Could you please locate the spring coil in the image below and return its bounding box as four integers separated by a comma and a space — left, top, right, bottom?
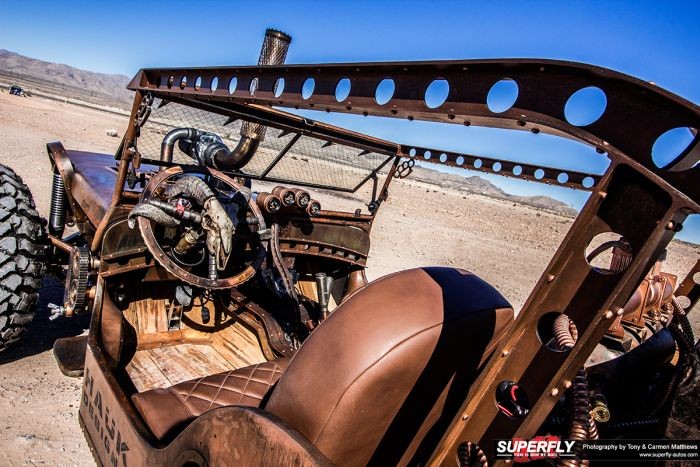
49, 171, 67, 237
458, 442, 488, 467
553, 314, 577, 351
559, 370, 595, 467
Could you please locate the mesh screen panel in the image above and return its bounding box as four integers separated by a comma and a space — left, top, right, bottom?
137, 99, 392, 191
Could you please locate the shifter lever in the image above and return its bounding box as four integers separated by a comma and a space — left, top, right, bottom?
315, 273, 334, 320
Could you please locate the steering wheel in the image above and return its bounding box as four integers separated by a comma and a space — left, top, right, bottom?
137, 166, 267, 289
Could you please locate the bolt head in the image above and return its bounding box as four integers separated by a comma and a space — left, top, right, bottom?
605, 311, 614, 319
551, 388, 559, 397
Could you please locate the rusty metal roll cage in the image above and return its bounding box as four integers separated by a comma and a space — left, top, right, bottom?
117, 59, 699, 465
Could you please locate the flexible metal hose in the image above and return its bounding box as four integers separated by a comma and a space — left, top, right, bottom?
554, 318, 597, 467
458, 442, 488, 467
553, 314, 578, 351
671, 296, 696, 346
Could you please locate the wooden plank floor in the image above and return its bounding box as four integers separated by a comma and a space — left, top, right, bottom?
126, 322, 268, 392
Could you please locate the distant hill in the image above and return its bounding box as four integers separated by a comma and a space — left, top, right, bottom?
410, 165, 579, 217
0, 49, 577, 216
0, 49, 132, 105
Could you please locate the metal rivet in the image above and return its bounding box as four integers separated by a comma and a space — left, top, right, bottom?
605, 311, 614, 319
598, 191, 607, 199
666, 221, 675, 230
547, 274, 555, 283
502, 350, 509, 357
462, 414, 469, 421
564, 380, 572, 389
616, 307, 624, 316
551, 388, 559, 396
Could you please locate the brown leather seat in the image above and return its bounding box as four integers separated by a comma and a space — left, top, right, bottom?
64, 151, 119, 226
132, 358, 290, 440
132, 267, 513, 465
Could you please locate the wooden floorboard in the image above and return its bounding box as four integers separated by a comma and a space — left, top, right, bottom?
212, 322, 267, 368
126, 351, 171, 392
144, 344, 233, 386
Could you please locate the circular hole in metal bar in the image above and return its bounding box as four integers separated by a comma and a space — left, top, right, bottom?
167, 76, 174, 88
537, 312, 578, 352
487, 78, 518, 113
194, 76, 202, 91
440, 153, 448, 163
179, 76, 187, 90
651, 127, 697, 170
534, 168, 545, 179
456, 156, 465, 165
495, 380, 530, 419
335, 78, 351, 102
302, 77, 315, 100
228, 76, 238, 94
249, 77, 259, 96
513, 165, 523, 176
493, 162, 502, 172
210, 77, 219, 92
425, 79, 449, 109
474, 159, 483, 169
564, 86, 607, 126
557, 172, 569, 184
424, 150, 432, 160
375, 78, 395, 105
274, 77, 285, 97
676, 296, 691, 310
409, 148, 417, 157
582, 176, 595, 188
585, 232, 633, 274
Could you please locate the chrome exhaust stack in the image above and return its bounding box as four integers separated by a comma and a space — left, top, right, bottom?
214, 29, 292, 170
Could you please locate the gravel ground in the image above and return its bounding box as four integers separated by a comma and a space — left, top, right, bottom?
0, 91, 697, 465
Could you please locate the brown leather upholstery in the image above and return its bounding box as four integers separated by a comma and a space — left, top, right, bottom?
132, 358, 290, 440
266, 267, 513, 466
131, 267, 512, 463
65, 151, 118, 226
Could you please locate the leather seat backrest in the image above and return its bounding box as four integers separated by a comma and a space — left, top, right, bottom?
265, 267, 513, 466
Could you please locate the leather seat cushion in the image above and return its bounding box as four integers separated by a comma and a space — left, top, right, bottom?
265, 267, 513, 466
132, 358, 290, 440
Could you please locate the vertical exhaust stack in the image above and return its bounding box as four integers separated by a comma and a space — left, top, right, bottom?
214, 29, 292, 171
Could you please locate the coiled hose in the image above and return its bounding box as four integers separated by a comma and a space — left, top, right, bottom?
458, 442, 488, 467
554, 315, 597, 467
553, 314, 578, 351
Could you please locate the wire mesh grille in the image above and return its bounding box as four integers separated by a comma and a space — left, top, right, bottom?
265, 136, 390, 190
136, 98, 393, 191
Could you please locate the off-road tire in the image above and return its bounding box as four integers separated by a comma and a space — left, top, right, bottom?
0, 164, 47, 352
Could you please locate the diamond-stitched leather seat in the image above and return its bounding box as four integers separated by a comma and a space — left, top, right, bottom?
132, 358, 290, 440
130, 267, 513, 465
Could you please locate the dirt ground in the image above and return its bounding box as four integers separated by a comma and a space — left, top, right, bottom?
0, 91, 697, 465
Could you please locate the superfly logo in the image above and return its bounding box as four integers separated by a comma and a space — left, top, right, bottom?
495, 436, 576, 462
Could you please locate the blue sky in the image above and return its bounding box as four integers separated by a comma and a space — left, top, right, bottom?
1, 0, 698, 241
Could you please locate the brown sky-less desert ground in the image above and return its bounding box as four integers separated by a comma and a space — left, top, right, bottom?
0, 91, 697, 465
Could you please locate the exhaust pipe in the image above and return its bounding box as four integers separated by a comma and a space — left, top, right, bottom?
214, 29, 291, 170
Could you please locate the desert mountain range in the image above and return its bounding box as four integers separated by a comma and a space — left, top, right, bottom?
0, 49, 578, 216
